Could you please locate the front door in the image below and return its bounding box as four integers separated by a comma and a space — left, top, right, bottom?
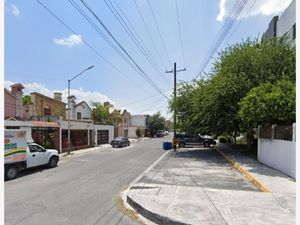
27, 144, 48, 168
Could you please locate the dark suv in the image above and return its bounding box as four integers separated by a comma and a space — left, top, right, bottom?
177, 134, 216, 148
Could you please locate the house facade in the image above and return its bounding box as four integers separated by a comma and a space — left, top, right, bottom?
75, 101, 92, 120
4, 83, 114, 153
262, 0, 295, 47
31, 92, 66, 120
118, 110, 131, 137
4, 88, 17, 119
128, 115, 148, 138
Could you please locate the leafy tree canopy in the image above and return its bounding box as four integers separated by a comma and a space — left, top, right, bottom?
147, 112, 166, 136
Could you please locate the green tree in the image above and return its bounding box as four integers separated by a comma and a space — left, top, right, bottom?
147, 112, 166, 136
22, 95, 32, 105
239, 80, 295, 128
170, 37, 295, 143
136, 128, 142, 138
92, 102, 113, 123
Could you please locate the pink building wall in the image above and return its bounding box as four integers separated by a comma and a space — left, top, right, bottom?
4, 89, 16, 119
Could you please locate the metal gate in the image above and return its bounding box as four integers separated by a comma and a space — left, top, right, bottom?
97, 130, 109, 145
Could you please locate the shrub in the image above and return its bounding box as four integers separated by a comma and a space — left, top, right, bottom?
218, 136, 227, 143
136, 128, 142, 138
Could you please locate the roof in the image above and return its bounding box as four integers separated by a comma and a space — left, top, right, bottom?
31, 92, 66, 105
4, 88, 16, 99
10, 83, 25, 89
75, 101, 92, 111
31, 121, 60, 128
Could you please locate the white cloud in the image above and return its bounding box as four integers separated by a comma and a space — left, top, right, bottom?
217, 0, 292, 21
54, 34, 83, 47
11, 4, 20, 16
6, 3, 21, 16
217, 0, 226, 21
5, 80, 114, 109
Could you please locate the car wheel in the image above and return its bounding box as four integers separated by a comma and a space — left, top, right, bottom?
5, 165, 19, 180
48, 156, 58, 168
204, 142, 210, 148
179, 142, 185, 148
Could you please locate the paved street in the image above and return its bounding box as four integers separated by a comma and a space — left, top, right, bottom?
5, 137, 168, 225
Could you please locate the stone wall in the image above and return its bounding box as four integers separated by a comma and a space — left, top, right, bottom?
31, 93, 66, 119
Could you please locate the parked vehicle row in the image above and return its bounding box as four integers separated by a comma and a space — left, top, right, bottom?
4, 129, 59, 180
156, 130, 169, 137
175, 133, 216, 148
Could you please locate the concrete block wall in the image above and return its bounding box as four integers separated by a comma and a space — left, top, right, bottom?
258, 123, 296, 178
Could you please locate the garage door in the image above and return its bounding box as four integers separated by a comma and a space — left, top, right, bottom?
97, 130, 109, 145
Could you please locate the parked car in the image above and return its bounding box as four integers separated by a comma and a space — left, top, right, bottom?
4, 129, 59, 180
163, 130, 169, 136
177, 134, 216, 148
156, 130, 164, 137
111, 136, 130, 148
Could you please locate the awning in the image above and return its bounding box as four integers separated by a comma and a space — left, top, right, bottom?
32, 121, 60, 128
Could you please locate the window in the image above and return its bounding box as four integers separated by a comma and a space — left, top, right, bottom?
28, 145, 44, 153
77, 112, 82, 120
43, 106, 51, 116
293, 24, 296, 40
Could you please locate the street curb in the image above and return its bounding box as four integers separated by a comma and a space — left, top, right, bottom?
127, 195, 190, 225
215, 147, 272, 192
121, 150, 174, 224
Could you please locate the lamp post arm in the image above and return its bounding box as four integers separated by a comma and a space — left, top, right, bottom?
69, 66, 94, 82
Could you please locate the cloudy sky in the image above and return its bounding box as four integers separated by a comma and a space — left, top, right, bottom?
5, 0, 292, 118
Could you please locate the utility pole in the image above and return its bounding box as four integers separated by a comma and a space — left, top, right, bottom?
166, 62, 186, 150
67, 65, 94, 155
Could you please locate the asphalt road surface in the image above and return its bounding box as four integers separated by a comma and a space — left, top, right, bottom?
5, 137, 168, 225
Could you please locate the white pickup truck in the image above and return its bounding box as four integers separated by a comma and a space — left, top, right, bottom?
4, 129, 59, 180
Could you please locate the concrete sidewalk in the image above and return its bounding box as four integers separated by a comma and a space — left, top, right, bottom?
125, 146, 295, 225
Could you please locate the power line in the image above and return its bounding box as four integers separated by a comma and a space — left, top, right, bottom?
80, 0, 169, 100
102, 0, 170, 85
193, 0, 249, 80
35, 0, 150, 94
138, 96, 167, 113
224, 0, 257, 45
175, 0, 186, 66
112, 0, 166, 74
123, 89, 172, 106
132, 0, 167, 71
147, 0, 172, 68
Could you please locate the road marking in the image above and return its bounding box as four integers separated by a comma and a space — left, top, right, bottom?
128, 150, 172, 187
215, 147, 271, 193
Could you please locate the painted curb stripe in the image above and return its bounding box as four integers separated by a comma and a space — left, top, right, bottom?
215, 147, 272, 193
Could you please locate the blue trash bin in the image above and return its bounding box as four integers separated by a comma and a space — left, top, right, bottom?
163, 142, 172, 150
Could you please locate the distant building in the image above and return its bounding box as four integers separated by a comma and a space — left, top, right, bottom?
118, 110, 131, 137
127, 115, 148, 138
262, 0, 295, 47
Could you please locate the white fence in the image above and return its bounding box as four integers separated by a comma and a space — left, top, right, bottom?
258, 123, 296, 178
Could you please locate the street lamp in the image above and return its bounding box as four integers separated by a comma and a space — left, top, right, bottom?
67, 65, 94, 154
